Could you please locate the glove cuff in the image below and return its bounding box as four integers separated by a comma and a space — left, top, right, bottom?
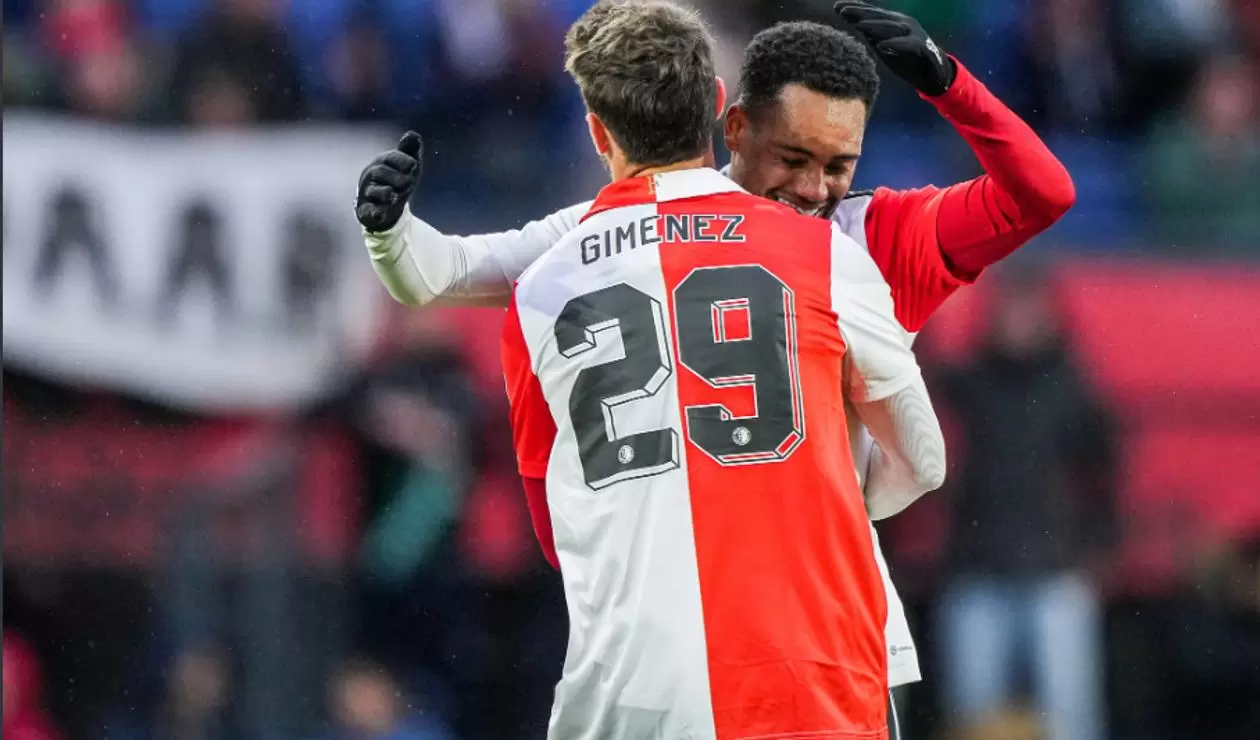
364, 204, 412, 261
919, 54, 964, 101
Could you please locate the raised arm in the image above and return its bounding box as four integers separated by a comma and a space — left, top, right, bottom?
355, 131, 586, 306
831, 224, 946, 518
364, 203, 587, 306
835, 3, 1074, 332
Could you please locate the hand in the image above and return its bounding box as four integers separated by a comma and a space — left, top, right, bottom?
355, 131, 423, 233
834, 1, 956, 97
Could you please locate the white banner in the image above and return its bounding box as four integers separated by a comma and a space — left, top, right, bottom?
3, 113, 394, 412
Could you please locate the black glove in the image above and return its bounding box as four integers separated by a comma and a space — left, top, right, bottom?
355, 131, 423, 233
834, 1, 956, 97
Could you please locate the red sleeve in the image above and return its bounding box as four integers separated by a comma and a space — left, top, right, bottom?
502, 292, 560, 570
522, 476, 560, 570
864, 186, 973, 333
501, 290, 557, 480
864, 58, 1076, 332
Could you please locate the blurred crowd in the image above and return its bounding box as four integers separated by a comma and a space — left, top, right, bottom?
4, 0, 1260, 251
4, 2, 1260, 740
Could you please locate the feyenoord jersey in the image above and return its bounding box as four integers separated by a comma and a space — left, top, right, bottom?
501, 168, 922, 740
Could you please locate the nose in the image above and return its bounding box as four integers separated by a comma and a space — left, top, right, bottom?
790, 169, 830, 205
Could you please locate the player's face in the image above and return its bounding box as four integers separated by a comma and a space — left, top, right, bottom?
724, 84, 867, 218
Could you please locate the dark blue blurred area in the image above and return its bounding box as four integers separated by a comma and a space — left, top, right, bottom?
4, 0, 1258, 254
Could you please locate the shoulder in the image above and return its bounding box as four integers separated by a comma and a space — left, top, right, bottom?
549, 200, 593, 231
514, 200, 592, 247
515, 220, 585, 291
827, 221, 884, 286
514, 204, 644, 306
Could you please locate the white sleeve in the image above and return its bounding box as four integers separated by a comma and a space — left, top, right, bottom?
363, 201, 589, 306
830, 225, 918, 402
858, 377, 947, 519
831, 225, 946, 518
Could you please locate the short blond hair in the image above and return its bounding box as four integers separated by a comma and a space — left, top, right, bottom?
564, 1, 717, 166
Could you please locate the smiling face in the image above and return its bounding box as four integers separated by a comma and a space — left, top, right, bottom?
725, 84, 868, 218
725, 21, 880, 218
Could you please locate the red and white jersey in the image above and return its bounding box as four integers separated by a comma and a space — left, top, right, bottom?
501, 168, 922, 740
483, 180, 965, 686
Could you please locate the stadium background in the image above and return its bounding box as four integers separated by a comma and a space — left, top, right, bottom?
3, 1, 1259, 739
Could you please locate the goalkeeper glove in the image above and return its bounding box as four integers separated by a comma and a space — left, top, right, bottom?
834, 1, 957, 97
355, 131, 423, 233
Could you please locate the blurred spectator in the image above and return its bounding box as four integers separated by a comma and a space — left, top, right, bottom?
1162, 532, 1260, 739
397, 0, 589, 194
327, 659, 454, 740
1022, 0, 1124, 133
3, 631, 63, 740
933, 269, 1118, 740
1115, 0, 1229, 127
431, 0, 570, 114
99, 644, 236, 740
324, 11, 393, 121
39, 0, 128, 63
349, 312, 484, 688
355, 331, 481, 586
1145, 54, 1260, 254
449, 416, 567, 740
169, 0, 307, 125
39, 0, 154, 120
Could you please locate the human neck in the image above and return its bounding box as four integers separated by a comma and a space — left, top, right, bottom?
613, 155, 708, 182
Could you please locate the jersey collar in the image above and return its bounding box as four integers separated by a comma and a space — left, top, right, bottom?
581, 167, 745, 223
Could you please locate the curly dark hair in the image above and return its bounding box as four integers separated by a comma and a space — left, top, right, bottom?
739, 21, 880, 121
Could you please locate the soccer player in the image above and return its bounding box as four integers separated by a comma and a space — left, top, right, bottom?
498, 3, 944, 738
353, 2, 1074, 727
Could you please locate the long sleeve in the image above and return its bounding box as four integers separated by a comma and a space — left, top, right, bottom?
921, 58, 1076, 275
831, 224, 947, 517
364, 202, 588, 306
855, 375, 948, 520
859, 59, 1076, 333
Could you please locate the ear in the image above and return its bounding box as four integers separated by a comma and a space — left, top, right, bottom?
723, 103, 747, 154
586, 112, 612, 158
714, 76, 728, 119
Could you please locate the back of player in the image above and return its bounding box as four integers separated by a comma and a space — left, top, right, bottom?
503, 169, 924, 740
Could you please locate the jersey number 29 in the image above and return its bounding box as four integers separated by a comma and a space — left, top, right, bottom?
555, 265, 806, 490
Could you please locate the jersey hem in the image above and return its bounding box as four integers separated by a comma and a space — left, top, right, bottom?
888, 673, 922, 688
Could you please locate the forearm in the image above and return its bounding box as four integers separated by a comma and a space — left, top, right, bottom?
926, 59, 1076, 275
854, 375, 946, 520
363, 205, 514, 306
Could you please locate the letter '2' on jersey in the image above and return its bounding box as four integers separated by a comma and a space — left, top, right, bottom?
556, 282, 679, 489
502, 169, 916, 740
